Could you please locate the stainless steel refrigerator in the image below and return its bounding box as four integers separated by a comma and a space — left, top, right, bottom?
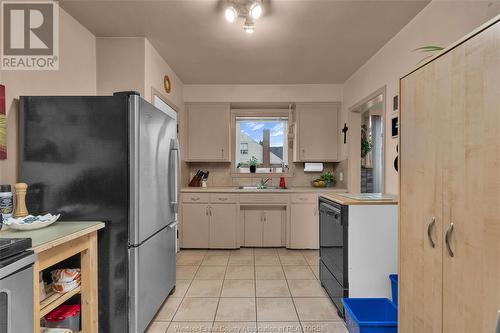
19, 91, 179, 333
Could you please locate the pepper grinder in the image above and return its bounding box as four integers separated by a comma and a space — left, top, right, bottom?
14, 183, 29, 218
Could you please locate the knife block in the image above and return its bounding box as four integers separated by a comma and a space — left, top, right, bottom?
14, 183, 29, 218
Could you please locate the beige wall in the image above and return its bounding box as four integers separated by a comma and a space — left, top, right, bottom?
182, 84, 344, 188
342, 1, 500, 194
96, 37, 185, 109
144, 39, 184, 110
184, 84, 343, 102
96, 37, 146, 96
0, 9, 97, 186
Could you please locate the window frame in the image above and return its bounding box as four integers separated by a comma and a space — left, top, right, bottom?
230, 109, 293, 177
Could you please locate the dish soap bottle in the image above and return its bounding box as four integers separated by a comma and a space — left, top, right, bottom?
0, 184, 13, 228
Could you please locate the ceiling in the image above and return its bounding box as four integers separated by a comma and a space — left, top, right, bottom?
60, 0, 430, 84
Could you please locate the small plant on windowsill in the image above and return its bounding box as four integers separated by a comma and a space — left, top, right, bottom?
248, 156, 258, 173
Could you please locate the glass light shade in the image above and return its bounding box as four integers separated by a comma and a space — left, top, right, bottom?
250, 3, 262, 19
225, 6, 237, 22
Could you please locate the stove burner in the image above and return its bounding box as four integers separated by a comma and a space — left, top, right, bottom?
0, 238, 32, 261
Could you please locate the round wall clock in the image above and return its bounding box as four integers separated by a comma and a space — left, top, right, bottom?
163, 75, 172, 93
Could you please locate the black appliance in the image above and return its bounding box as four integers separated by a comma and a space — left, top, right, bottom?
319, 197, 348, 316
0, 238, 35, 333
18, 92, 180, 333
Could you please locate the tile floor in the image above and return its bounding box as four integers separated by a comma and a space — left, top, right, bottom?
146, 248, 348, 333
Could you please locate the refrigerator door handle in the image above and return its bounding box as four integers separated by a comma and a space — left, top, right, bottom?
169, 138, 180, 213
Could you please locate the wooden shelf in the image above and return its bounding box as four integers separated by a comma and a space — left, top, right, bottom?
40, 286, 81, 318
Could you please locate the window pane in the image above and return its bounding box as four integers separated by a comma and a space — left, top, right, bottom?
236, 117, 288, 171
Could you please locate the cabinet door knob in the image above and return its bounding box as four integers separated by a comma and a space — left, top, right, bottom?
427, 217, 436, 248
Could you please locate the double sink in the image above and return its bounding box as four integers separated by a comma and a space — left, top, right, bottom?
238, 186, 288, 190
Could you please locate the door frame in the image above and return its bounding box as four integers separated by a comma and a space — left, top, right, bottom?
151, 88, 183, 251
347, 86, 387, 193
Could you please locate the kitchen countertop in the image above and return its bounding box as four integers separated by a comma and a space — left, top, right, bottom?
0, 221, 105, 253
320, 193, 398, 205
181, 186, 348, 193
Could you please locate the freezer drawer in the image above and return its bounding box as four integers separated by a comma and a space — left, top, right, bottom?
129, 224, 176, 333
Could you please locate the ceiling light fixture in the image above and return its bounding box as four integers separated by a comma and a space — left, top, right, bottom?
224, 0, 264, 33
243, 17, 255, 34
249, 2, 262, 19
224, 6, 238, 22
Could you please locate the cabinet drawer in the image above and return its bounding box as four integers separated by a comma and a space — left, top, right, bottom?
240, 194, 288, 204
291, 194, 317, 204
182, 193, 209, 203
210, 193, 238, 203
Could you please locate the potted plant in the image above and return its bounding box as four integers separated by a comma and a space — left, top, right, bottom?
361, 124, 372, 166
312, 171, 337, 187
320, 171, 337, 187
249, 156, 258, 173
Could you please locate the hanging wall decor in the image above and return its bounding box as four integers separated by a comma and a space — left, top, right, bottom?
0, 85, 6, 159
164, 75, 172, 94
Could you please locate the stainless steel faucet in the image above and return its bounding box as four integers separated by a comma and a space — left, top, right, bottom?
258, 177, 271, 189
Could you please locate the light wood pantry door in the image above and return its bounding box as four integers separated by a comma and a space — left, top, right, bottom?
290, 204, 319, 249
295, 103, 339, 162
182, 203, 209, 248
442, 22, 500, 333
399, 54, 449, 333
186, 103, 230, 162
209, 204, 238, 248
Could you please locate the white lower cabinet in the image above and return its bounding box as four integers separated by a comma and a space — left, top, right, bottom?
182, 192, 327, 249
290, 203, 319, 249
243, 208, 283, 247
182, 203, 237, 248
182, 203, 209, 248
209, 204, 237, 248
243, 209, 263, 247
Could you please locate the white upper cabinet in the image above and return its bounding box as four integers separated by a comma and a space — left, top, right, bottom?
294, 102, 340, 162
185, 103, 231, 162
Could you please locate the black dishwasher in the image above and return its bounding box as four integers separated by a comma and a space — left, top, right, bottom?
319, 197, 348, 316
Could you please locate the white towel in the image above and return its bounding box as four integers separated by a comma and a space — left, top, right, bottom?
304, 163, 323, 172
41, 328, 72, 333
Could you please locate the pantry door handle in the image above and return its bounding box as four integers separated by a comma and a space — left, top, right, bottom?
209, 206, 212, 216
427, 217, 436, 248
445, 222, 455, 257
495, 310, 500, 333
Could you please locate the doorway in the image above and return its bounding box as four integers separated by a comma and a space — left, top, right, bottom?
348, 88, 385, 193
360, 95, 383, 193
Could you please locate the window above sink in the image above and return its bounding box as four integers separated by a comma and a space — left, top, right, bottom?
235, 115, 289, 174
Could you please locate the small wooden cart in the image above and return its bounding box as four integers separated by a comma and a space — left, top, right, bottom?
0, 221, 104, 333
